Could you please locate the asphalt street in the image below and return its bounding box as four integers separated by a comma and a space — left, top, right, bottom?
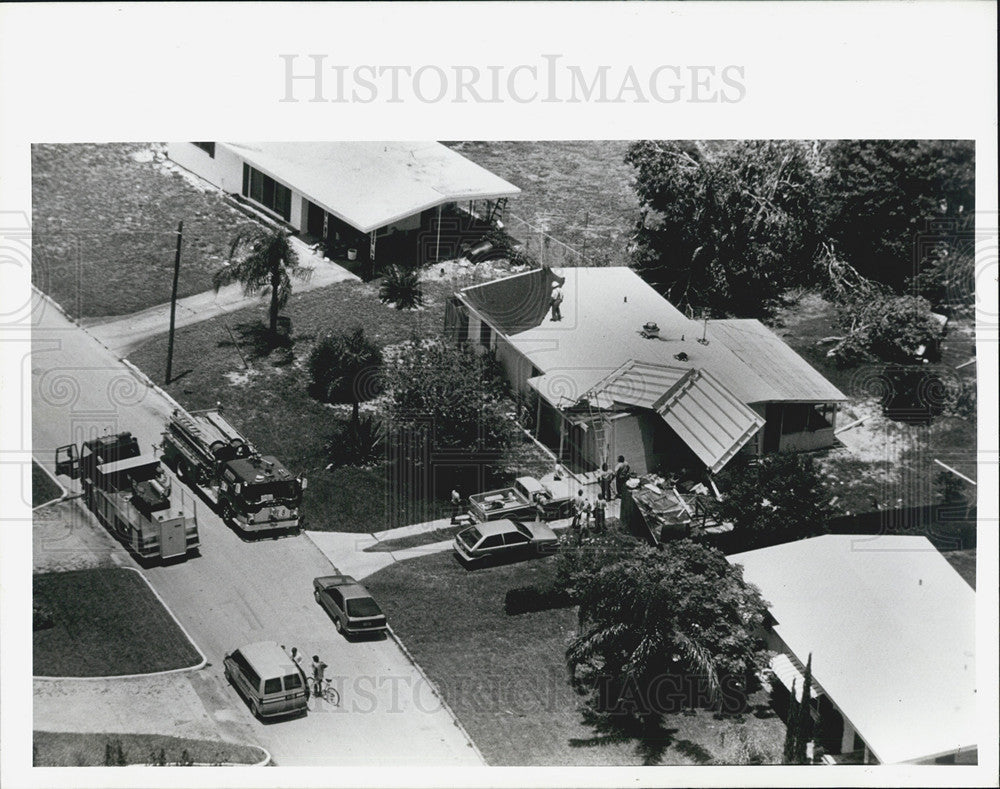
30, 290, 481, 766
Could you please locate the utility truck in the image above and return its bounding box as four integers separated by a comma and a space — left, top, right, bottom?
468, 476, 574, 523
160, 407, 305, 536
55, 431, 200, 562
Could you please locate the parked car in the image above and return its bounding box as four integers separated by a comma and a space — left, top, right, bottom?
453, 518, 558, 564
223, 641, 308, 719
313, 575, 388, 637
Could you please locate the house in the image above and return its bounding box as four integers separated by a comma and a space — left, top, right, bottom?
445, 266, 846, 476
167, 141, 520, 266
729, 534, 978, 764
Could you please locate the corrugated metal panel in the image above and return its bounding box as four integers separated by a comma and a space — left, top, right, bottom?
598, 361, 689, 409
655, 369, 765, 474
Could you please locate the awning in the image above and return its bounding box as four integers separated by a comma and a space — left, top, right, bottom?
653, 368, 764, 474
770, 652, 822, 701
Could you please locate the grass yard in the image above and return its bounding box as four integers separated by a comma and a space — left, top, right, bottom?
32, 143, 249, 318
33, 731, 266, 766
943, 549, 976, 589
33, 568, 201, 676
127, 275, 552, 533
32, 461, 63, 506
444, 141, 640, 266
365, 550, 784, 766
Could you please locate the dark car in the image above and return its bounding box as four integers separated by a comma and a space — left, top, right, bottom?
313, 575, 388, 637
453, 518, 558, 564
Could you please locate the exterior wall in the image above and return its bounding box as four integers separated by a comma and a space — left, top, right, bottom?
778, 425, 836, 453
610, 413, 654, 475
288, 189, 305, 231
494, 334, 533, 394
167, 142, 243, 193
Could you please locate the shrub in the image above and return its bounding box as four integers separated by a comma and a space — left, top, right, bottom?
324, 414, 385, 469
552, 529, 643, 601
504, 584, 571, 615
307, 327, 382, 405
379, 265, 424, 310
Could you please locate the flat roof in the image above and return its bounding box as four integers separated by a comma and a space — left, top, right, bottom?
223, 142, 521, 233
730, 535, 977, 763
706, 319, 847, 402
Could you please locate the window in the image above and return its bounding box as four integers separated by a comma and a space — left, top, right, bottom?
241, 163, 292, 221
480, 534, 503, 549
263, 677, 283, 695
283, 673, 303, 691
504, 530, 529, 546
192, 142, 215, 157
479, 320, 492, 349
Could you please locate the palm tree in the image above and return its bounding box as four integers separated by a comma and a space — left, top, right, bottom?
213, 224, 310, 336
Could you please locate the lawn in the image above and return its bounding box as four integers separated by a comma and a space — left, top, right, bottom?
127, 274, 552, 533
33, 731, 266, 766
33, 568, 201, 676
365, 550, 784, 766
943, 549, 976, 589
32, 461, 63, 506
443, 141, 640, 267
31, 143, 249, 318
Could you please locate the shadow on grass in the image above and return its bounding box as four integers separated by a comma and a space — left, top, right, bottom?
217, 321, 293, 361
569, 707, 680, 766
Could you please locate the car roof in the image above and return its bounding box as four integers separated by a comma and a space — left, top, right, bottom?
314, 574, 357, 588
467, 519, 519, 537
236, 641, 297, 675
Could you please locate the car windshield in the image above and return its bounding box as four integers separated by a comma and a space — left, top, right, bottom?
346, 597, 382, 618
514, 521, 533, 538
459, 527, 482, 548
242, 479, 299, 503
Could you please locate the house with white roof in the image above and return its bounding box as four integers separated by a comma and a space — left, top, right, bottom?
168, 141, 520, 266
445, 265, 846, 476
729, 534, 977, 764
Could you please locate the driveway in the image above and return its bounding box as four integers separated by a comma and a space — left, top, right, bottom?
30, 289, 481, 766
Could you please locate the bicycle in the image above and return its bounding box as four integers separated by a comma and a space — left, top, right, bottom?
313, 677, 340, 707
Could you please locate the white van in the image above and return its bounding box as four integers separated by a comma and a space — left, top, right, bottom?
223, 641, 308, 719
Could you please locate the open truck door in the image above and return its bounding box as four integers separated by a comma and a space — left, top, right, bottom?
54, 444, 80, 479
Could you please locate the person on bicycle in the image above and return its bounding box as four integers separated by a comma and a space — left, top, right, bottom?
311, 655, 327, 697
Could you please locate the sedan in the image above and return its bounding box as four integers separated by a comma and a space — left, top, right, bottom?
453, 518, 558, 564
313, 575, 388, 637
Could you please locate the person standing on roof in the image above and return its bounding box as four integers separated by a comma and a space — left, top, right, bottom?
550, 281, 563, 322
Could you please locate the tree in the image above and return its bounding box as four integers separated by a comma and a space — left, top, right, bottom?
213, 224, 310, 336
819, 140, 975, 294
794, 654, 814, 764
626, 140, 824, 319
382, 339, 515, 492
828, 292, 947, 367
712, 454, 830, 551
565, 537, 769, 730
783, 679, 799, 764
307, 326, 383, 420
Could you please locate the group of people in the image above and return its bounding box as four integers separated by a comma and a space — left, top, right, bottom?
285, 646, 328, 698
565, 455, 632, 541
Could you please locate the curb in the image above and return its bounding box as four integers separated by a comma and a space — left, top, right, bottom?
31, 458, 69, 511
33, 566, 207, 681
385, 626, 487, 766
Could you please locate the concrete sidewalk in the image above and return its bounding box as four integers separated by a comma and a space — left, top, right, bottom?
83, 238, 358, 355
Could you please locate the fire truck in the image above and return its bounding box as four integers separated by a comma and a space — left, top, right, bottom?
160, 407, 306, 536
54, 431, 200, 562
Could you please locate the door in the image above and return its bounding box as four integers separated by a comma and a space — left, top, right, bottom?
55, 444, 79, 479
159, 518, 187, 559
306, 202, 325, 238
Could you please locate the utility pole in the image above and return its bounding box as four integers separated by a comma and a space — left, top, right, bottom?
165, 221, 182, 384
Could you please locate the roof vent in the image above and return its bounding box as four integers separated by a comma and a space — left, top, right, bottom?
674, 351, 689, 362
641, 322, 660, 339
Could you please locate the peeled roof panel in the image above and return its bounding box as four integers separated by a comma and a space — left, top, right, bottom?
656, 370, 764, 473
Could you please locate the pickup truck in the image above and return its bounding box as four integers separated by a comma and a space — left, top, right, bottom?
468, 476, 575, 522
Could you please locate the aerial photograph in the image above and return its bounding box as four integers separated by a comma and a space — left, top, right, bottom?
26, 138, 978, 769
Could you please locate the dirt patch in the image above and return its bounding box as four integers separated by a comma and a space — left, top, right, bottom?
33, 501, 122, 574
